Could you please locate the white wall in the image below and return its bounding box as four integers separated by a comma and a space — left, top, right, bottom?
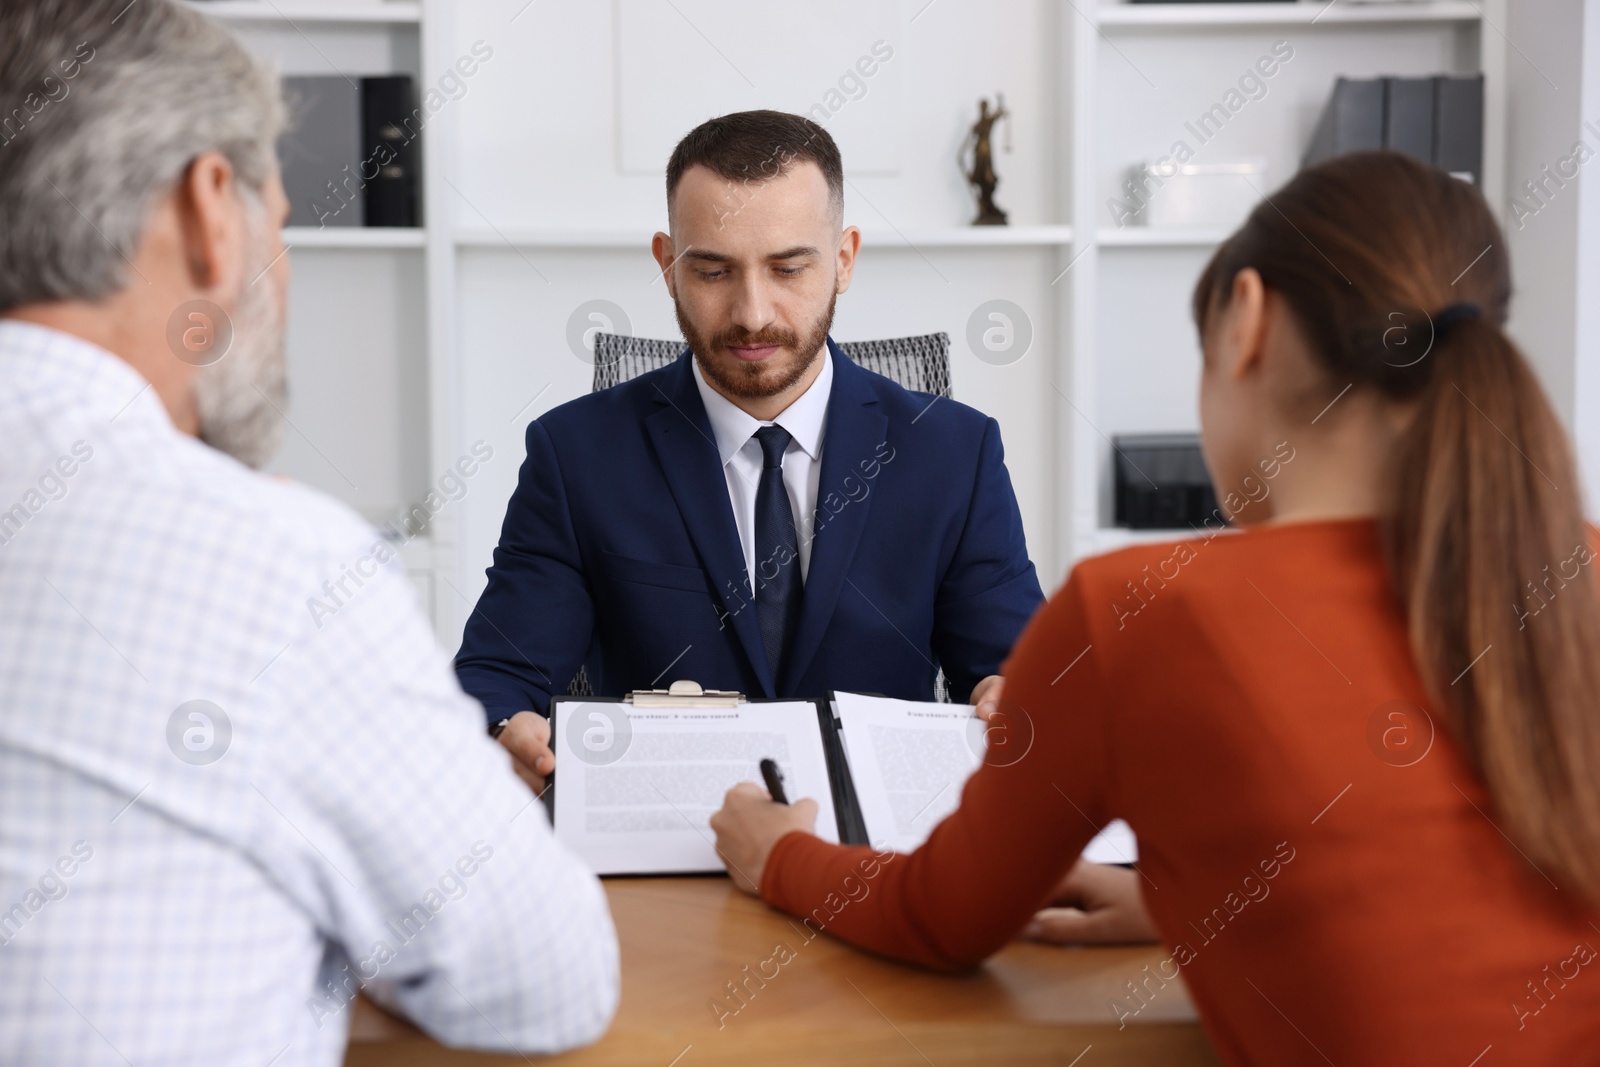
1504, 0, 1584, 413
1579, 0, 1600, 513
1504, 0, 1600, 513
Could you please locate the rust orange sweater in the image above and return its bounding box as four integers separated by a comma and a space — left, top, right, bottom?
761, 518, 1600, 1065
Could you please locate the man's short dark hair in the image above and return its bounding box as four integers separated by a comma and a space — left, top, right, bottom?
665, 109, 843, 222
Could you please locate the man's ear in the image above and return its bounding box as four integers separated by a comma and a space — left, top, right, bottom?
650, 231, 677, 298
834, 225, 861, 295
1224, 266, 1267, 382
175, 151, 248, 302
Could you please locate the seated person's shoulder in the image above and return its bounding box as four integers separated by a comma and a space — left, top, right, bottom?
1077, 535, 1217, 583
135, 434, 383, 570
1062, 533, 1234, 633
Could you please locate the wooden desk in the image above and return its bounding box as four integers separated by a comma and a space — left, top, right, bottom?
345, 877, 1221, 1066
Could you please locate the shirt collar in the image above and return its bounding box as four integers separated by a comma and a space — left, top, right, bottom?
690, 342, 833, 467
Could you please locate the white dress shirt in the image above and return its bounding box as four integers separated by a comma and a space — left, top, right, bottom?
0, 321, 618, 1066
691, 347, 832, 585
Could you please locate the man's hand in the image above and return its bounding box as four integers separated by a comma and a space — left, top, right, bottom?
496, 710, 554, 796
709, 782, 819, 895
1020, 859, 1159, 945
971, 674, 1004, 721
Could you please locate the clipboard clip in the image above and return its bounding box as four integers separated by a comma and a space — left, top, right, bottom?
626, 679, 744, 707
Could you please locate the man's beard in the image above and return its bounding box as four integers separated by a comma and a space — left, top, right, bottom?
676, 290, 836, 401
193, 220, 288, 470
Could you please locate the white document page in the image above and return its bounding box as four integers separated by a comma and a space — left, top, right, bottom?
832, 692, 1137, 864
552, 700, 839, 876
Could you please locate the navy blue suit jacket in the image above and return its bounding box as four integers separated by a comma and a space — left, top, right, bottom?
455, 340, 1044, 720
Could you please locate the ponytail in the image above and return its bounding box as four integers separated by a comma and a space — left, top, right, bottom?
1388, 312, 1600, 906
1194, 151, 1600, 908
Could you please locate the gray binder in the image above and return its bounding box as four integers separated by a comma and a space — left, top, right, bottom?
1384, 76, 1435, 165
1303, 74, 1483, 187
278, 76, 362, 227
1302, 77, 1385, 169
1434, 74, 1484, 185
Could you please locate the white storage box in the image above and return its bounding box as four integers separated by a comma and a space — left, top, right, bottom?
1133, 158, 1268, 231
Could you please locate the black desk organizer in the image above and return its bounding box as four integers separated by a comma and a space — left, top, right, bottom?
1112, 432, 1221, 530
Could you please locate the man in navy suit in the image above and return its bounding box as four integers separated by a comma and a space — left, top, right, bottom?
456, 110, 1044, 789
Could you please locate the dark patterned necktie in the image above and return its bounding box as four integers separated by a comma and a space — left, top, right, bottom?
753, 424, 802, 677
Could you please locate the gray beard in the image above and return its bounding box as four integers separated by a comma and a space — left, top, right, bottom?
193, 225, 288, 470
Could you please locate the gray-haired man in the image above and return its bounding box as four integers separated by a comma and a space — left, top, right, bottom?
0, 2, 617, 1064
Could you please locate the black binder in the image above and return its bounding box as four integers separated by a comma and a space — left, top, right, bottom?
359, 75, 420, 227
1112, 433, 1220, 530
816, 699, 870, 845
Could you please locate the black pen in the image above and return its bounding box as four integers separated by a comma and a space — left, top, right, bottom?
759, 758, 789, 805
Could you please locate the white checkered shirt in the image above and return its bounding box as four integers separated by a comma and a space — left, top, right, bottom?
0, 321, 618, 1066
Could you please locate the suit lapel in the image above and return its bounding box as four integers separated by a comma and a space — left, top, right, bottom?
642, 352, 776, 696
780, 343, 889, 692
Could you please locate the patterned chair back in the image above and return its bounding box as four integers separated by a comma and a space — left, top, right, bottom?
570, 332, 954, 701
590, 332, 952, 398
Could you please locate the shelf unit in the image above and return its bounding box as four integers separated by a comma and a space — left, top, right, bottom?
1061, 0, 1506, 565
284, 226, 427, 248
182, 1, 422, 23
1095, 227, 1230, 247
452, 225, 1076, 249
1096, 1, 1485, 27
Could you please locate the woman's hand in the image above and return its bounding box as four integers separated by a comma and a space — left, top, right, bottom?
1021, 859, 1160, 945
709, 782, 819, 895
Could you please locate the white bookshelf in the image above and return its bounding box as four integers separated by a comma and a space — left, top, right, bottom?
1061, 0, 1506, 564
1096, 1, 1485, 28
860, 225, 1075, 248
208, 0, 1515, 642
452, 225, 1075, 249
183, 1, 422, 23
284, 226, 426, 248
1096, 227, 1231, 247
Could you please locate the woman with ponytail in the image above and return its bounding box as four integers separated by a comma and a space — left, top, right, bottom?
711, 151, 1600, 1063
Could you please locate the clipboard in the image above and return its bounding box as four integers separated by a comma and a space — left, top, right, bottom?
546, 682, 863, 874
607, 680, 866, 842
